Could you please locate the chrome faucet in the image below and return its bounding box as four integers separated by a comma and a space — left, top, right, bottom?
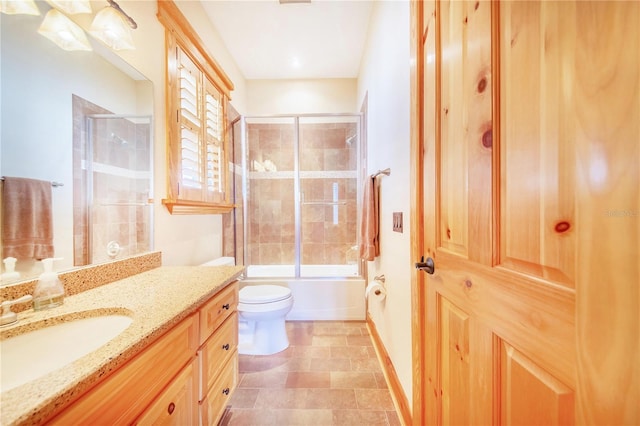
0, 295, 33, 326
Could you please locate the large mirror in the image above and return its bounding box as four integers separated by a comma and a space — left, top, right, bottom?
0, 1, 154, 285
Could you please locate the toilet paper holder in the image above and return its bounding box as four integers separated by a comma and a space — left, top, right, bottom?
372, 275, 385, 295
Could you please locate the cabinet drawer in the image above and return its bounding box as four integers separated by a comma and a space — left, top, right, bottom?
199, 354, 238, 426
134, 359, 198, 426
47, 313, 199, 425
199, 282, 238, 345
199, 312, 238, 400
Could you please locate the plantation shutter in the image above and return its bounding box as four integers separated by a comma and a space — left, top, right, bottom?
178, 50, 202, 195
204, 78, 223, 199
175, 47, 225, 203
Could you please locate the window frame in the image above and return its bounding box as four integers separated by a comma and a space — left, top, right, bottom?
158, 0, 234, 214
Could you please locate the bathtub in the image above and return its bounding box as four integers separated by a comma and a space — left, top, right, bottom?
245, 264, 359, 278
242, 264, 366, 321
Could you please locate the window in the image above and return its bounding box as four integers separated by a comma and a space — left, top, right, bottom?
158, 0, 234, 214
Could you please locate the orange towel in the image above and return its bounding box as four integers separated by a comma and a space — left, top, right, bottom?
359, 175, 380, 261
2, 177, 54, 260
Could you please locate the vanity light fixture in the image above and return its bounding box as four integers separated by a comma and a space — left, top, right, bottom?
38, 8, 92, 51
0, 0, 40, 15
89, 0, 137, 51
45, 0, 91, 15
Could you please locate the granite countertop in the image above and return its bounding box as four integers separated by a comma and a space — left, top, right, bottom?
0, 265, 245, 426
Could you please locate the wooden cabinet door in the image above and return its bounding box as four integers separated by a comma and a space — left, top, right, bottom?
415, 1, 639, 424
135, 360, 198, 426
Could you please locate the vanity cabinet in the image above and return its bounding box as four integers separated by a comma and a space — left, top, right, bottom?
45, 282, 239, 426
47, 312, 199, 425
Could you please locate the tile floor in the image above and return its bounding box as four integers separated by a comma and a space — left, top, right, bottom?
220, 321, 401, 426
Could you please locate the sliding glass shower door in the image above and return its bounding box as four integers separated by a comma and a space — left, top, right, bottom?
298, 116, 360, 278
244, 117, 297, 276
85, 114, 153, 265
242, 115, 361, 279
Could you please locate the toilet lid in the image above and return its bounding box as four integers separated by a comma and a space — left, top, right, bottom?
239, 285, 292, 303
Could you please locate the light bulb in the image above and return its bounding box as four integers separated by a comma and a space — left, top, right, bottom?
0, 0, 40, 15
89, 5, 134, 50
45, 0, 91, 15
38, 8, 92, 51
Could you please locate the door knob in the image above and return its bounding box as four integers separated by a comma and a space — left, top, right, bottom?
415, 256, 435, 275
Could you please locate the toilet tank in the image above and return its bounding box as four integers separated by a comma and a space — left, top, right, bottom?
200, 257, 236, 266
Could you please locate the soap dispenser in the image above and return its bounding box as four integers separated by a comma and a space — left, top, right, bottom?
1, 257, 21, 284
33, 258, 65, 311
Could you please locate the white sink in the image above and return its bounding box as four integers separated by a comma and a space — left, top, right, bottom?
1, 314, 133, 392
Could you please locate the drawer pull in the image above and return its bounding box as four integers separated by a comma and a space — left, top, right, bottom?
222, 343, 230, 350
222, 303, 230, 310
222, 388, 230, 396
167, 402, 176, 415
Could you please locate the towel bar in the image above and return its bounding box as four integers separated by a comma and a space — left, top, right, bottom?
301, 201, 347, 206
372, 168, 391, 178
1, 177, 63, 187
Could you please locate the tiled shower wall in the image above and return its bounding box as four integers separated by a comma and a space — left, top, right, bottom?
242, 121, 359, 266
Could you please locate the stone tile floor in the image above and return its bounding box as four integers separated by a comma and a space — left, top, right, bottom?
219, 321, 401, 426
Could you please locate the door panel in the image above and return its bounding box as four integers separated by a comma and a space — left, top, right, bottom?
499, 341, 574, 426
438, 0, 493, 263
439, 0, 470, 258
440, 298, 470, 426
499, 1, 576, 287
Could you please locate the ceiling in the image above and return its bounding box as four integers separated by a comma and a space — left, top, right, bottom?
200, 0, 374, 80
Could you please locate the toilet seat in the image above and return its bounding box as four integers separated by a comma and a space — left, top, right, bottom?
239, 285, 291, 304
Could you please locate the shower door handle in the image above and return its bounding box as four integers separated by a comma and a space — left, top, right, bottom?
415, 256, 435, 275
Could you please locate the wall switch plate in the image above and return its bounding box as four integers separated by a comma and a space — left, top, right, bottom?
393, 212, 403, 233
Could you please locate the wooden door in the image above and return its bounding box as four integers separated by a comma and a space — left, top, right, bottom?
411, 1, 639, 424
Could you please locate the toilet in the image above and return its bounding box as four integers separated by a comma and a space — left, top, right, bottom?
238, 285, 293, 355
201, 258, 294, 355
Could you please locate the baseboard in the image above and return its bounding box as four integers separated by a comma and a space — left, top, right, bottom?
366, 314, 412, 426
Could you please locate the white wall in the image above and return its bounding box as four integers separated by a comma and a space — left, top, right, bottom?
357, 0, 412, 409
246, 79, 358, 115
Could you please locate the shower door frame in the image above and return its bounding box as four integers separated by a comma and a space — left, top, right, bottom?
240, 113, 364, 279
